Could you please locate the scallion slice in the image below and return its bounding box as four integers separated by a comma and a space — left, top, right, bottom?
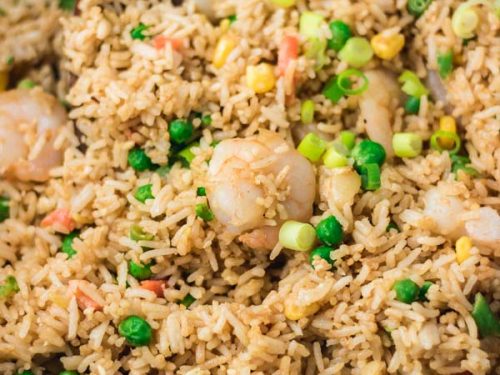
392, 132, 423, 158
278, 221, 316, 252
336, 69, 369, 96
430, 130, 461, 154
359, 163, 381, 191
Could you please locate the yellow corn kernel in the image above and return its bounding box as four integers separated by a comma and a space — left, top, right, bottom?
246, 63, 276, 94
50, 293, 69, 308
284, 300, 320, 320
438, 116, 457, 149
0, 71, 8, 92
219, 19, 231, 33
213, 35, 236, 69
455, 236, 472, 264
370, 33, 405, 60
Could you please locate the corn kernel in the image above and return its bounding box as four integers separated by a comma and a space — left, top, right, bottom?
370, 33, 405, 60
246, 63, 276, 94
219, 19, 231, 34
284, 300, 320, 320
438, 116, 457, 149
213, 35, 236, 69
50, 293, 69, 308
455, 236, 472, 264
0, 71, 8, 92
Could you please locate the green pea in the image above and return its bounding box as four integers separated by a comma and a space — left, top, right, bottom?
0, 196, 10, 222
128, 261, 152, 280
118, 315, 153, 346
418, 281, 433, 301
309, 246, 334, 268
351, 140, 386, 170
471, 293, 500, 338
169, 119, 194, 144
315, 216, 343, 247
404, 96, 420, 114
392, 279, 419, 304
134, 184, 154, 203
327, 20, 352, 51
61, 231, 79, 258
128, 147, 154, 172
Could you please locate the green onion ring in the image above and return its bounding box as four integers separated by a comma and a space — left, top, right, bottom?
336, 68, 369, 96
430, 130, 461, 154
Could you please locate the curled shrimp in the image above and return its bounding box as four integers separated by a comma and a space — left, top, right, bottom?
207, 130, 316, 250
359, 70, 402, 158
423, 186, 500, 248
0, 89, 67, 182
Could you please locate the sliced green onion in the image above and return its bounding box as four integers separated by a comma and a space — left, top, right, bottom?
392, 132, 423, 158
6, 56, 14, 65
0, 196, 9, 223
301, 100, 315, 124
131, 23, 149, 41
299, 11, 324, 39
359, 163, 381, 191
180, 293, 196, 308
322, 76, 345, 103
177, 142, 199, 166
323, 142, 349, 168
58, 0, 76, 11
430, 130, 461, 154
279, 220, 316, 251
452, 4, 479, 39
195, 203, 214, 221
156, 165, 171, 177
297, 133, 327, 162
404, 96, 421, 114
408, 0, 433, 17
336, 68, 369, 96
130, 224, 154, 241
17, 79, 36, 89
61, 231, 79, 258
134, 184, 154, 203
437, 51, 454, 79
471, 293, 500, 337
201, 114, 212, 126
398, 70, 429, 98
453, 164, 479, 178
418, 281, 433, 301
339, 131, 356, 150
196, 187, 206, 197
227, 14, 237, 23
338, 37, 373, 68
0, 276, 19, 298
304, 37, 328, 70
327, 20, 352, 51
386, 221, 399, 232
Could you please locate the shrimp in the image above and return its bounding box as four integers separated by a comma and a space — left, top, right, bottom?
359, 70, 402, 158
0, 89, 67, 182
207, 130, 316, 250
423, 186, 500, 248
319, 166, 361, 210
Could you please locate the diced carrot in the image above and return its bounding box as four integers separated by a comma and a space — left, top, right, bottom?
153, 35, 183, 50
41, 208, 76, 234
68, 280, 103, 311
140, 280, 165, 297
277, 35, 299, 76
